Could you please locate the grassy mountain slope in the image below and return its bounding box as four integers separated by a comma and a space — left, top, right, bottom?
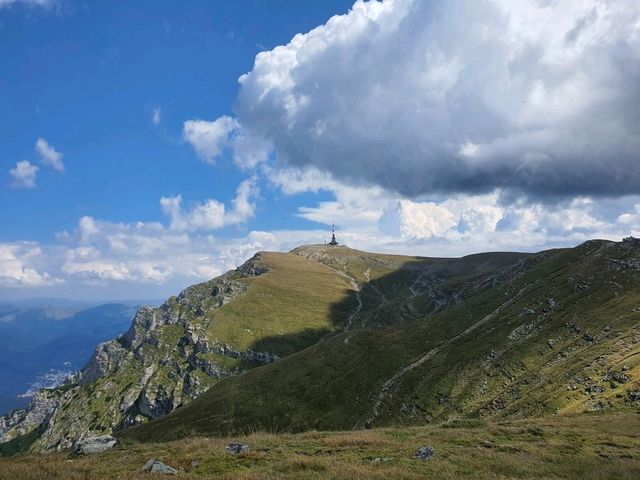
122, 239, 640, 443
4, 239, 639, 457
2, 245, 526, 452
203, 251, 356, 355
3, 251, 359, 451
292, 245, 530, 328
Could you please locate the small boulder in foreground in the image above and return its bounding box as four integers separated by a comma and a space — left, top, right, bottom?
143, 459, 178, 474
415, 446, 435, 460
225, 442, 250, 454
371, 457, 393, 464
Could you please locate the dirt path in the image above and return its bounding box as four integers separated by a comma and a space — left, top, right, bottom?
328, 268, 362, 330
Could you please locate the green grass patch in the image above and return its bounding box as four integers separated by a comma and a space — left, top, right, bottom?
0, 429, 40, 457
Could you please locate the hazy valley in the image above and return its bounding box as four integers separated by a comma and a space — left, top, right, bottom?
0, 301, 141, 415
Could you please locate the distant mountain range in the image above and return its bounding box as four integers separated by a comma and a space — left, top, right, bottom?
0, 301, 146, 415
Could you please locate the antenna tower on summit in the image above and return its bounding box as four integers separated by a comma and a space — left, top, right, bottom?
328, 223, 338, 246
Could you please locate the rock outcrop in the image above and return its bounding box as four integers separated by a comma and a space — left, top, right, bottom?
0, 389, 61, 443
143, 459, 178, 474
0, 253, 277, 452
415, 446, 435, 460
74, 435, 117, 455
225, 443, 250, 454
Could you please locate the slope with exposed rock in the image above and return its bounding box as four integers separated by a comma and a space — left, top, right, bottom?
3, 239, 640, 453
123, 239, 640, 442
0, 250, 359, 451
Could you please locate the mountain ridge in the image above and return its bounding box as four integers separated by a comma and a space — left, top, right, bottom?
122, 238, 640, 442
1, 239, 639, 453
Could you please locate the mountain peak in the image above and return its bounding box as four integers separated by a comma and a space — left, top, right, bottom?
2, 239, 639, 452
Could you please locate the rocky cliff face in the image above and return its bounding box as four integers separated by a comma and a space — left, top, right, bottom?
0, 253, 279, 451
0, 389, 61, 443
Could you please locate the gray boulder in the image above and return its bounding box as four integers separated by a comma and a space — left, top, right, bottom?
74, 435, 117, 455
143, 459, 178, 474
225, 442, 250, 454
371, 457, 393, 464
415, 446, 435, 460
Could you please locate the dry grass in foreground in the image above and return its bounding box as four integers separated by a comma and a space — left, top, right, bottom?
1, 413, 639, 480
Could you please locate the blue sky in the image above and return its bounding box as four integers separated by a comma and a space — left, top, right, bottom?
1, 0, 639, 301
1, 0, 352, 240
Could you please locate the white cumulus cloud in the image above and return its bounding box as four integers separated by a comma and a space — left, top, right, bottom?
9, 160, 39, 188
380, 200, 456, 239
183, 116, 238, 164
160, 178, 259, 231
160, 195, 226, 231
35, 137, 64, 172
182, 115, 271, 169
618, 204, 640, 226
0, 243, 61, 287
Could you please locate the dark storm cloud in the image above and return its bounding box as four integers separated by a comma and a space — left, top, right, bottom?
235, 0, 640, 199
